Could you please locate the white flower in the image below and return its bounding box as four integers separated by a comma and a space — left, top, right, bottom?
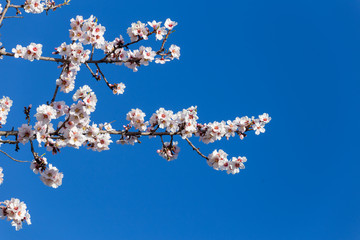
18, 124, 34, 144
11, 45, 26, 58
73, 85, 92, 101
155, 27, 167, 40
227, 157, 247, 175
253, 121, 265, 135
23, 43, 42, 61
35, 104, 57, 123
141, 46, 156, 61
169, 44, 180, 60
127, 21, 149, 41
112, 83, 126, 95
56, 42, 71, 56
40, 164, 63, 188
51, 101, 68, 118
164, 18, 177, 30
225, 120, 237, 139
147, 20, 161, 29
259, 113, 271, 123
126, 108, 148, 131
207, 149, 229, 171
0, 167, 3, 185
0, 96, 12, 126
155, 57, 170, 64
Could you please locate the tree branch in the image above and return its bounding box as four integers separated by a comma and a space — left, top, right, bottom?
0, 0, 11, 28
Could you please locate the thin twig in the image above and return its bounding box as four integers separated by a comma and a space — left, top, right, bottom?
100, 30, 155, 61
0, 149, 30, 163
90, 45, 95, 61
184, 137, 209, 160
85, 62, 99, 80
3, 16, 23, 19
0, 140, 18, 144
50, 64, 67, 104
95, 63, 112, 88
158, 30, 172, 54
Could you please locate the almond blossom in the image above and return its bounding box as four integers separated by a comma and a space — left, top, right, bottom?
0, 167, 3, 185
0, 3, 272, 231
39, 164, 63, 188
0, 198, 31, 231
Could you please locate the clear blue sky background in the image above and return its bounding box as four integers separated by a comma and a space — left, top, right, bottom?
0, 0, 359, 239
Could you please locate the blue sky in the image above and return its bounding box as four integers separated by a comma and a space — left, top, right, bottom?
1, 0, 360, 239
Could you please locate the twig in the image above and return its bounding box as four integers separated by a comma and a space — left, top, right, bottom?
3, 16, 23, 19
0, 149, 30, 163
0, 140, 18, 144
184, 137, 209, 160
158, 30, 172, 54
85, 62, 99, 80
90, 45, 95, 61
95, 63, 113, 89
50, 64, 67, 104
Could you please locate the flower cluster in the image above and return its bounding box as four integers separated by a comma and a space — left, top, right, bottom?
157, 141, 180, 161
54, 15, 106, 93
56, 42, 91, 64
122, 107, 270, 172
11, 43, 43, 61
14, 86, 115, 156
53, 86, 112, 152
127, 18, 175, 42
0, 4, 3, 14
0, 198, 31, 231
30, 157, 63, 188
124, 107, 271, 143
126, 108, 148, 131
147, 106, 198, 138
54, 42, 91, 93
0, 96, 12, 127
103, 18, 180, 71
0, 167, 3, 185
70, 15, 106, 49
24, 0, 45, 14
55, 65, 77, 93
23, 0, 60, 14
18, 124, 34, 144
207, 150, 247, 174
127, 21, 149, 42
196, 113, 271, 144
